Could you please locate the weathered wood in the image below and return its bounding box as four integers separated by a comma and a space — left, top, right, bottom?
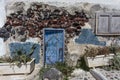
110, 14, 120, 33
98, 15, 109, 34
43, 29, 65, 65
96, 12, 120, 35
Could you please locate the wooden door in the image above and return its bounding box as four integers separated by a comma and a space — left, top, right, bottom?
44, 28, 64, 64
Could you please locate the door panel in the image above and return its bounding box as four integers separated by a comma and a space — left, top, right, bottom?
98, 15, 109, 34
96, 13, 110, 35
110, 14, 120, 33
44, 28, 64, 64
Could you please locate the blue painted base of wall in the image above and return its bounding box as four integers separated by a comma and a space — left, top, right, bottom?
75, 29, 106, 46
9, 42, 40, 64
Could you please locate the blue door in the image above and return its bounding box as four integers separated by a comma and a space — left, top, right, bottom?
44, 28, 64, 64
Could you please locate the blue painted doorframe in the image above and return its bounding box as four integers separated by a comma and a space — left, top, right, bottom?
43, 28, 65, 64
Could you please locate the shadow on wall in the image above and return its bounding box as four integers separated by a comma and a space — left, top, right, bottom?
9, 42, 40, 64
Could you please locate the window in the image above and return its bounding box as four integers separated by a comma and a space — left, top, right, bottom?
95, 12, 120, 35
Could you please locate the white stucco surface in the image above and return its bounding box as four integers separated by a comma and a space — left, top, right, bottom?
0, 0, 120, 57
0, 0, 6, 28
0, 38, 6, 57
5, 0, 120, 4
0, 0, 6, 57
5, 0, 120, 9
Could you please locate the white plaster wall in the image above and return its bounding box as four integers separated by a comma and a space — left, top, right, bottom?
5, 0, 120, 5
0, 0, 6, 28
0, 38, 6, 57
0, 0, 6, 57
1, 0, 120, 58
5, 0, 120, 9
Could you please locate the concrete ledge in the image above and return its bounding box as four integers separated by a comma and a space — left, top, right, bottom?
85, 54, 114, 67
0, 58, 35, 75
0, 64, 40, 80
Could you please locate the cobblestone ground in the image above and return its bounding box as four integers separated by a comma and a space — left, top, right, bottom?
96, 68, 120, 80
69, 71, 96, 80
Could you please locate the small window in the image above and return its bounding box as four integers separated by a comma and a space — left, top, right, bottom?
96, 12, 120, 35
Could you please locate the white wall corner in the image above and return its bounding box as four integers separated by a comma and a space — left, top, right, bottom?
0, 0, 6, 28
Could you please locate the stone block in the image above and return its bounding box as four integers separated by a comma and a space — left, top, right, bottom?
43, 68, 63, 80
85, 54, 114, 67
0, 58, 35, 75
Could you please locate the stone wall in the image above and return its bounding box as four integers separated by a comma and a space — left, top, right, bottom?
5, 1, 120, 30
1, 1, 120, 66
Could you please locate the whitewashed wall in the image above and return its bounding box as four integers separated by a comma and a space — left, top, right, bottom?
0, 0, 6, 28
5, 0, 120, 9
0, 38, 6, 57
0, 0, 6, 57
5, 0, 120, 5
0, 0, 119, 58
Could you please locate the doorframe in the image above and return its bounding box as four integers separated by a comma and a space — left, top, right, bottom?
43, 28, 65, 65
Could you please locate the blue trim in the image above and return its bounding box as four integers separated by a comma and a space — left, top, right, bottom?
9, 42, 40, 64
